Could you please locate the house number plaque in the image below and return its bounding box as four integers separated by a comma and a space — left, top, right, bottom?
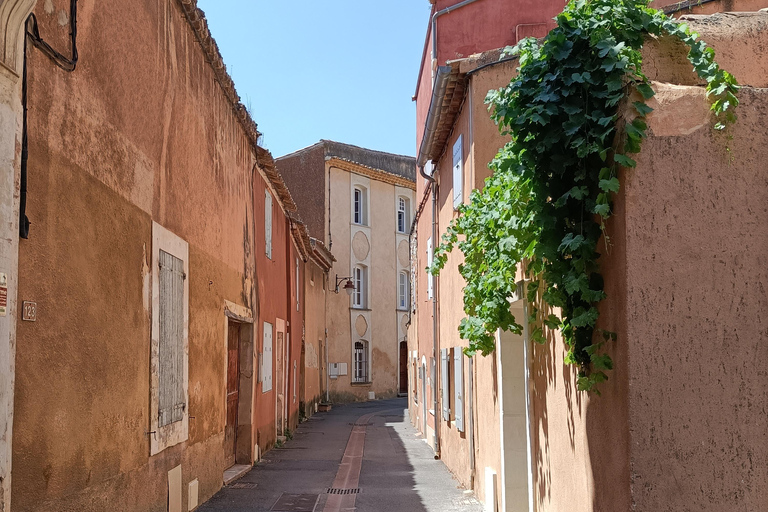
22, 301, 36, 322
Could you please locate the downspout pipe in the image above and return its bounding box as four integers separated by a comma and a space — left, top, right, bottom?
416, 55, 452, 462
431, 0, 483, 72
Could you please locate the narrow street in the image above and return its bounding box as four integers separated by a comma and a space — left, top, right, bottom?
199, 399, 482, 512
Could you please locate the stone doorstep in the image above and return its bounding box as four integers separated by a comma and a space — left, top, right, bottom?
223, 464, 252, 485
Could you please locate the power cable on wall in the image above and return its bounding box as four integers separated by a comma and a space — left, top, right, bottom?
20, 0, 78, 239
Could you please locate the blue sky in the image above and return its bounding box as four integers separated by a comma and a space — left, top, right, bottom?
197, 1, 431, 159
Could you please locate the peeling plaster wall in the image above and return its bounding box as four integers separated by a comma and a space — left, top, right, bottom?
12, 1, 259, 510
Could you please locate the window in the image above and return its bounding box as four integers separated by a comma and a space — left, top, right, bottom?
427, 238, 433, 300
353, 340, 369, 383
353, 186, 368, 225
150, 222, 189, 456
453, 135, 463, 209
352, 265, 368, 309
454, 348, 465, 432
441, 348, 450, 421
265, 190, 273, 259
262, 322, 273, 392
397, 197, 410, 233
398, 271, 409, 310
296, 258, 300, 311
158, 249, 185, 427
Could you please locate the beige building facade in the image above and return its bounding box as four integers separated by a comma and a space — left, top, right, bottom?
277, 142, 416, 402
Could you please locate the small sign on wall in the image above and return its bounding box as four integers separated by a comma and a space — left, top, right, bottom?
0, 273, 7, 317
22, 301, 36, 322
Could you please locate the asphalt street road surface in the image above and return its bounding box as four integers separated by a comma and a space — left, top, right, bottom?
198, 398, 483, 512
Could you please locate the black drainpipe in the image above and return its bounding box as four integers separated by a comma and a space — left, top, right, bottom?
20, 0, 79, 239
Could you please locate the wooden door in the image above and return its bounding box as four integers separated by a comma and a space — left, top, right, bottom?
225, 322, 240, 468
399, 341, 408, 394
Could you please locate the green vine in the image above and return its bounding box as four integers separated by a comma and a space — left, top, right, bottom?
430, 0, 738, 392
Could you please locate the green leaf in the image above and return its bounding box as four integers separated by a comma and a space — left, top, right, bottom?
636, 82, 656, 99
614, 154, 637, 168
633, 101, 654, 117
599, 177, 620, 193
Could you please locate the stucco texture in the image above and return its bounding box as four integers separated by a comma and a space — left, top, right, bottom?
13, 1, 258, 510
622, 85, 768, 511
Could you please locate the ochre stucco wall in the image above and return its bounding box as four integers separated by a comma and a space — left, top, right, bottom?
303, 259, 327, 417
622, 84, 768, 511
12, 1, 262, 510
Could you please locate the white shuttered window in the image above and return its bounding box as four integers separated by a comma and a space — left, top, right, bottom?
453, 135, 463, 209
427, 238, 433, 300
265, 190, 273, 259
262, 322, 273, 392
454, 348, 464, 432
158, 250, 186, 427
150, 222, 189, 456
441, 348, 450, 421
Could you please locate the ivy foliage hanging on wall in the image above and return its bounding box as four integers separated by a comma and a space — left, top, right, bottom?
430, 0, 738, 392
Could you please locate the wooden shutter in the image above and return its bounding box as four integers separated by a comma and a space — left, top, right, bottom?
427, 238, 433, 300
265, 191, 273, 259
441, 348, 449, 421
454, 348, 464, 432
453, 135, 463, 209
158, 250, 185, 427
263, 322, 273, 392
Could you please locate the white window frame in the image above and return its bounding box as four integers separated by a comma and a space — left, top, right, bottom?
296, 257, 300, 311
453, 135, 464, 209
398, 271, 409, 310
353, 186, 368, 226
427, 238, 433, 300
150, 222, 190, 456
262, 321, 273, 393
352, 265, 368, 309
353, 340, 370, 383
397, 197, 410, 233
454, 348, 465, 432
265, 190, 273, 259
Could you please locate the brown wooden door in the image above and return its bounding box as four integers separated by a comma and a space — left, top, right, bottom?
399, 341, 408, 394
225, 322, 240, 468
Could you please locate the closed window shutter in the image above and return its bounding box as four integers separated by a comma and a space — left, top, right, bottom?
453, 135, 463, 209
265, 191, 272, 259
454, 348, 464, 432
441, 348, 449, 421
263, 322, 273, 392
159, 250, 185, 427
427, 238, 433, 300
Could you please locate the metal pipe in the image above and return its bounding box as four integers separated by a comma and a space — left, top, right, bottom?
431, 177, 440, 458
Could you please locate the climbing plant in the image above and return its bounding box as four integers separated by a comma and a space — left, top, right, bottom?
430, 0, 738, 392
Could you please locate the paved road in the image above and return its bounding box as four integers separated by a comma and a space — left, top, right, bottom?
198, 398, 483, 512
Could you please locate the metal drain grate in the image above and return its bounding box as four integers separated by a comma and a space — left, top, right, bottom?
327, 488, 360, 495
229, 482, 257, 489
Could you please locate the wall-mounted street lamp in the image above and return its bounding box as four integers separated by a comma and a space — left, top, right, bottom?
334, 274, 355, 295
